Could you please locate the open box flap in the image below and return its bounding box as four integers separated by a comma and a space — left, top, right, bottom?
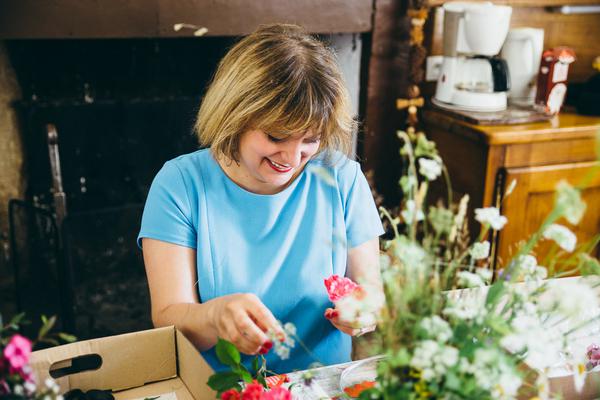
30, 326, 177, 392
175, 329, 215, 398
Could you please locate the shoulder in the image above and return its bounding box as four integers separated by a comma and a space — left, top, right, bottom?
151, 148, 211, 197
307, 150, 364, 203
309, 150, 360, 186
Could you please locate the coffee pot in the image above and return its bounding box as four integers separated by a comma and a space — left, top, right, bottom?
501, 28, 545, 106
434, 1, 513, 112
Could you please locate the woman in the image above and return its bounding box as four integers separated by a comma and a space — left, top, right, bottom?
138, 24, 384, 373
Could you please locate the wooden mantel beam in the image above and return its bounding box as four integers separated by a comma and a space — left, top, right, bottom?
0, 0, 373, 39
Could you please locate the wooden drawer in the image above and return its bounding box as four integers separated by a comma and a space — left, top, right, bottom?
504, 136, 599, 168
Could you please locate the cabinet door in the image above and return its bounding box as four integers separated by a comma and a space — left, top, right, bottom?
497, 161, 600, 274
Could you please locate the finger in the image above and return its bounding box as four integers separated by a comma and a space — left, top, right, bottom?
324, 308, 339, 320
329, 320, 356, 336
224, 318, 258, 355
236, 313, 270, 351
246, 296, 283, 335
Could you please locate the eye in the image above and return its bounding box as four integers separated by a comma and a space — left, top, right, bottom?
266, 133, 285, 143
304, 136, 321, 144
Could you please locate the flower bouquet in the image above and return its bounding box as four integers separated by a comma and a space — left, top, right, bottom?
345, 129, 600, 399
1, 313, 75, 399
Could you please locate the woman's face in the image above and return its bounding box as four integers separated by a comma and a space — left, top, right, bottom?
224, 129, 321, 194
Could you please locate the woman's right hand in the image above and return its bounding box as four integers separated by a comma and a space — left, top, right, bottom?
208, 293, 282, 355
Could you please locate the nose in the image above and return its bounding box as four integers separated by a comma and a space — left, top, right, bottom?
280, 139, 304, 167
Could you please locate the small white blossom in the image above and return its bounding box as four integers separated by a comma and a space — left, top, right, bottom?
543, 223, 577, 252
511, 255, 548, 281
470, 241, 490, 260
538, 280, 599, 318
419, 315, 452, 343
418, 158, 442, 181
476, 267, 493, 283
555, 180, 586, 225
457, 271, 485, 288
14, 385, 24, 396
401, 200, 424, 223
410, 340, 458, 381
274, 343, 290, 360
475, 207, 508, 230
443, 296, 485, 321
283, 322, 296, 336
24, 381, 37, 395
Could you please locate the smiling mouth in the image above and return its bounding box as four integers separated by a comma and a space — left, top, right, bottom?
266, 158, 293, 173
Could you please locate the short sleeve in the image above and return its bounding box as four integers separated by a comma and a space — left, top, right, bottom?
343, 162, 385, 248
137, 161, 197, 249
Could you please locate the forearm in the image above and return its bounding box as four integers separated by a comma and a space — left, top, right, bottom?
152, 301, 219, 351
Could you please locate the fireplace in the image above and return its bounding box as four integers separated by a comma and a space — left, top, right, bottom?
0, 18, 368, 339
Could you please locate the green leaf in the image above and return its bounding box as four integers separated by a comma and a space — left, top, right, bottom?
444, 370, 461, 391
485, 281, 505, 308
58, 333, 77, 343
38, 315, 57, 340
256, 373, 267, 388
207, 371, 242, 392
252, 356, 259, 373
216, 338, 241, 367
232, 364, 253, 383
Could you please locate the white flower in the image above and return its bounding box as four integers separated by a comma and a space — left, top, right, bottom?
476, 267, 493, 283
538, 280, 599, 318
470, 241, 490, 260
501, 313, 563, 370
392, 236, 427, 273
335, 284, 384, 326
274, 343, 290, 360
418, 158, 442, 181
401, 200, 424, 223
511, 255, 547, 281
283, 322, 296, 336
443, 296, 485, 321
475, 207, 508, 230
555, 180, 586, 225
419, 315, 452, 343
543, 223, 577, 252
14, 385, 24, 396
410, 340, 458, 381
457, 271, 485, 288
24, 381, 37, 395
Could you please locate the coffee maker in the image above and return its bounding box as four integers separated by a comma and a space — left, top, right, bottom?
433, 2, 512, 112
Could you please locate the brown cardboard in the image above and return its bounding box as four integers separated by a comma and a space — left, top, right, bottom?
30, 326, 215, 399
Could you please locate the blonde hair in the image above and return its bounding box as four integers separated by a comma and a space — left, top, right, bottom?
195, 24, 356, 161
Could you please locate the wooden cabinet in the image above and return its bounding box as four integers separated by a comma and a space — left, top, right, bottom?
423, 111, 600, 271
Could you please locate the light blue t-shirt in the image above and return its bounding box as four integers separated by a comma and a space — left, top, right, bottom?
138, 148, 384, 373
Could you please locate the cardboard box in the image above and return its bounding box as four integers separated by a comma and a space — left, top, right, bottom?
30, 326, 215, 399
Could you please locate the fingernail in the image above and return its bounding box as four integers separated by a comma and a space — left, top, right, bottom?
330, 310, 339, 319
262, 340, 273, 350
259, 341, 273, 355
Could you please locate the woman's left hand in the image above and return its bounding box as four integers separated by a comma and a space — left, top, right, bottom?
324, 307, 376, 336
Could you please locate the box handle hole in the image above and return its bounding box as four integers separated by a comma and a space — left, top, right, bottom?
49, 354, 103, 378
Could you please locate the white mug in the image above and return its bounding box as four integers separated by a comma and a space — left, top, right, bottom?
501, 28, 544, 105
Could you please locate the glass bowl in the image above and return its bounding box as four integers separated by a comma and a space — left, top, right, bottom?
339, 355, 385, 397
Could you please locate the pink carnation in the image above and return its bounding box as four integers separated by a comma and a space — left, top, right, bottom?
241, 382, 264, 400
262, 386, 292, 400
3, 334, 32, 370
324, 275, 359, 302
221, 389, 241, 400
